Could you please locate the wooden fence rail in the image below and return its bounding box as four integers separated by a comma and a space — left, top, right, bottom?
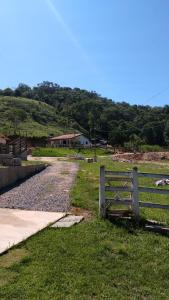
0, 137, 27, 156
99, 166, 169, 220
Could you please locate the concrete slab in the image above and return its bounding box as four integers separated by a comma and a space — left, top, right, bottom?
0, 208, 65, 254
51, 215, 84, 228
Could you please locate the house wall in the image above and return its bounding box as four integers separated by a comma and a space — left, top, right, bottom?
75, 135, 91, 146
50, 140, 69, 147
50, 135, 92, 147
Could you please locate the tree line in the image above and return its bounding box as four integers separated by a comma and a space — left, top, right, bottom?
1, 81, 169, 147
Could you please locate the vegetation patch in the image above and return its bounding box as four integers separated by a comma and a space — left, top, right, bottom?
140, 144, 166, 152
32, 147, 111, 157
0, 248, 29, 268
21, 160, 44, 166
0, 96, 69, 137
0, 248, 29, 288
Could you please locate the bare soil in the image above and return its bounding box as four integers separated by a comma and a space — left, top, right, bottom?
112, 151, 169, 162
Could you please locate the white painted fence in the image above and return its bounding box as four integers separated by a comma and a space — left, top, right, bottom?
99, 166, 169, 220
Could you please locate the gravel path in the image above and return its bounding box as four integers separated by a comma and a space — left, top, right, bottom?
0, 162, 79, 212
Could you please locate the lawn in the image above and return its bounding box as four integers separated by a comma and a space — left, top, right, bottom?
32, 147, 112, 157
1, 158, 169, 299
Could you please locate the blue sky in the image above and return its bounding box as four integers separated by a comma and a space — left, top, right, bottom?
0, 0, 169, 106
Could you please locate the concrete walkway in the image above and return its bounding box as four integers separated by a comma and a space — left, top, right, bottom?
51, 215, 84, 228
0, 208, 65, 254
0, 159, 79, 254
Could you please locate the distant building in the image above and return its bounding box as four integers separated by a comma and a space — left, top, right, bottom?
49, 133, 92, 147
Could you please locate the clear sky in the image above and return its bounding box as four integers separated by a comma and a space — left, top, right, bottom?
0, 0, 169, 106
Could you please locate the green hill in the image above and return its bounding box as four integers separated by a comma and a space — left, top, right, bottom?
0, 96, 70, 137
1, 82, 169, 146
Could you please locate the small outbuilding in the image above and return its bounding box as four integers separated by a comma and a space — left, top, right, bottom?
49, 133, 92, 147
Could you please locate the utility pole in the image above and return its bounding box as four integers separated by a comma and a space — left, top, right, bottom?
93, 126, 97, 162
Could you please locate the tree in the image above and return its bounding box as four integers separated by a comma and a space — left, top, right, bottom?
142, 122, 165, 145
88, 112, 94, 138
108, 128, 125, 146
124, 134, 144, 152
2, 88, 14, 96
164, 121, 169, 145
14, 83, 31, 97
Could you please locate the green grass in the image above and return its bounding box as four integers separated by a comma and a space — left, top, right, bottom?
0, 96, 70, 137
32, 147, 112, 157
21, 160, 45, 166
72, 157, 169, 224
1, 158, 169, 299
140, 144, 166, 152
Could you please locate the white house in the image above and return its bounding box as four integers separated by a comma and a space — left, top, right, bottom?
49, 133, 92, 147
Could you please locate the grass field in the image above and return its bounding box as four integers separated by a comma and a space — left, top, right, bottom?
32, 147, 112, 157
1, 158, 169, 299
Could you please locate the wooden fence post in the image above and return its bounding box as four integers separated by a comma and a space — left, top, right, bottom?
99, 165, 106, 218
132, 167, 140, 221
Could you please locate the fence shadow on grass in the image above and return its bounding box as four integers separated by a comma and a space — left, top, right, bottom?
107, 212, 169, 237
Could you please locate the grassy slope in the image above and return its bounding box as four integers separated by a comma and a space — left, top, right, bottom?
0, 96, 68, 137
1, 159, 169, 299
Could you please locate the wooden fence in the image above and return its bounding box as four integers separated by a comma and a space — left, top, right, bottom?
0, 137, 27, 156
99, 166, 169, 220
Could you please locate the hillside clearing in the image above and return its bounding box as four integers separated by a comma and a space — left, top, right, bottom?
0, 96, 69, 137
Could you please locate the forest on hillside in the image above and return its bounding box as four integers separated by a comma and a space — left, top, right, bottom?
1, 81, 169, 147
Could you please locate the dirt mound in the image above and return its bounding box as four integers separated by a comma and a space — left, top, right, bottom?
112, 152, 169, 162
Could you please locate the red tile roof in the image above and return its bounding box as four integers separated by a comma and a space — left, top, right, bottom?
49, 133, 81, 141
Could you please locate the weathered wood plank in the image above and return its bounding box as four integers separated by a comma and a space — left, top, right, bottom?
139, 186, 169, 195
106, 198, 132, 206
132, 167, 140, 219
105, 170, 132, 176
102, 168, 169, 218
105, 186, 132, 192
99, 166, 106, 218
105, 177, 131, 182
138, 172, 169, 179
139, 202, 169, 209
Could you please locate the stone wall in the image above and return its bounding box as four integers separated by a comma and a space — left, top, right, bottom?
0, 164, 47, 191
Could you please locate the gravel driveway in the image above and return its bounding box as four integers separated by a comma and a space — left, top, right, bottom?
0, 161, 79, 212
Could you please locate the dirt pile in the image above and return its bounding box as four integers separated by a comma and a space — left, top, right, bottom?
112, 152, 169, 162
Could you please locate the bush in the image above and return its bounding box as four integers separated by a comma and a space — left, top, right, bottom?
140, 144, 164, 152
